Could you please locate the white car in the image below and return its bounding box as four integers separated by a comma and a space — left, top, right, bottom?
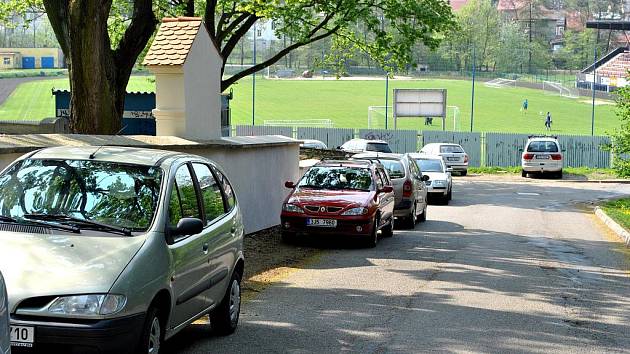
340, 139, 392, 154
521, 136, 563, 178
408, 153, 452, 204
419, 143, 469, 176
300, 139, 328, 149
0, 271, 8, 354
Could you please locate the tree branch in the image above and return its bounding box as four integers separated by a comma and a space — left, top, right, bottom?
220, 15, 257, 59
204, 0, 217, 38
42, 0, 71, 57
221, 25, 341, 91
217, 12, 249, 43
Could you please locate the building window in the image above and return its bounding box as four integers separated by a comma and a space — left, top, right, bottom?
3, 58, 10, 65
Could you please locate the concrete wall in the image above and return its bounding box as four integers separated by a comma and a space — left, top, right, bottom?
0, 134, 299, 234
183, 27, 222, 140
2, 48, 63, 68
0, 118, 69, 135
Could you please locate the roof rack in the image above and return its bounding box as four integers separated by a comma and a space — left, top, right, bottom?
348, 157, 382, 165
528, 135, 558, 140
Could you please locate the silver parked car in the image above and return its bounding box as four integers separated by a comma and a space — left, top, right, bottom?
340, 139, 392, 154
0, 272, 8, 354
353, 153, 428, 228
420, 143, 469, 176
408, 153, 453, 204
0, 146, 244, 354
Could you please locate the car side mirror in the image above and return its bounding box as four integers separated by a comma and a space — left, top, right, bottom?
421, 175, 430, 181
285, 181, 295, 189
169, 217, 204, 240
379, 186, 394, 194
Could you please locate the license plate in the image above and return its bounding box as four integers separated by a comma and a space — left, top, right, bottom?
536, 155, 550, 159
447, 157, 459, 161
306, 218, 337, 227
10, 325, 34, 348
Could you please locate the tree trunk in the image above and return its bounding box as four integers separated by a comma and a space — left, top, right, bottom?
44, 0, 156, 135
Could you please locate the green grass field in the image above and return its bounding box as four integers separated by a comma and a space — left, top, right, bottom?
0, 75, 620, 135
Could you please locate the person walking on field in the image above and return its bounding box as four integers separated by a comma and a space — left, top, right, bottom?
522, 99, 528, 114
545, 112, 552, 131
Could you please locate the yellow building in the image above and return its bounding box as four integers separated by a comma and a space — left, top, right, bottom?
0, 48, 64, 69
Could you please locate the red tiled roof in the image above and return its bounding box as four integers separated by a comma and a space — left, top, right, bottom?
497, 0, 527, 11
143, 17, 202, 66
449, 0, 469, 11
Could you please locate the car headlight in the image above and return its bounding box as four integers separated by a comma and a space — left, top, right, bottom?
48, 294, 126, 316
342, 207, 369, 216
282, 203, 304, 213
433, 180, 447, 187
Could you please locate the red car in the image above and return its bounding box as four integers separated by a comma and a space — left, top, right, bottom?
281, 159, 395, 247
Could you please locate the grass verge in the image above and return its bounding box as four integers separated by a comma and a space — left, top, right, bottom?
602, 198, 630, 232
469, 166, 619, 180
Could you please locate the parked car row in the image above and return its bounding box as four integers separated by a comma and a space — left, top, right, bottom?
0, 146, 245, 354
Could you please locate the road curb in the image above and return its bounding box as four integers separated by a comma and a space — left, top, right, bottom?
558, 179, 630, 184
595, 207, 630, 246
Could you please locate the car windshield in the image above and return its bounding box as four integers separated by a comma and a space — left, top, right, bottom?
527, 141, 559, 152
415, 159, 444, 172
366, 143, 392, 153
298, 166, 373, 191
440, 145, 464, 153
381, 160, 405, 179
0, 159, 162, 232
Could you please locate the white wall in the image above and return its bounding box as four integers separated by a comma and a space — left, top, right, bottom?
183, 27, 222, 140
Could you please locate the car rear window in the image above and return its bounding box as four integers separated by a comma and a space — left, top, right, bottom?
380, 160, 405, 179
298, 166, 373, 191
440, 145, 464, 153
366, 143, 392, 153
527, 141, 559, 152
415, 159, 443, 172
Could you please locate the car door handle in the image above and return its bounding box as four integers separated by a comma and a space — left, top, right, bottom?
202, 243, 209, 255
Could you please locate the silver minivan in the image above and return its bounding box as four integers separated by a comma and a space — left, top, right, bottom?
0, 271, 9, 354
0, 147, 244, 353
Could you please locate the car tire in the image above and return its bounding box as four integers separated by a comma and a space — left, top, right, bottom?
461, 170, 467, 176
365, 218, 378, 248
557, 170, 563, 179
137, 307, 162, 354
281, 232, 295, 244
447, 188, 452, 201
419, 205, 427, 222
382, 217, 394, 237
210, 272, 242, 336
406, 203, 417, 229
521, 170, 527, 178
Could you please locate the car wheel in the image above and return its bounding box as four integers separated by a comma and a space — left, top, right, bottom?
461, 170, 467, 176
447, 188, 452, 201
365, 218, 378, 248
137, 307, 162, 354
210, 272, 242, 335
557, 170, 563, 179
406, 203, 417, 229
521, 170, 527, 178
419, 205, 427, 222
382, 217, 394, 237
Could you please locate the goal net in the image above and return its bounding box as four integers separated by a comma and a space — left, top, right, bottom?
484, 78, 517, 88
542, 80, 579, 99
367, 105, 461, 131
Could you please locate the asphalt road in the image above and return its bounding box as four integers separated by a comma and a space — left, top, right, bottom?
166, 178, 630, 354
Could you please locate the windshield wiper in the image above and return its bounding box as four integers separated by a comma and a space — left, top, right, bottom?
24, 214, 132, 236
0, 215, 17, 223
1, 214, 80, 233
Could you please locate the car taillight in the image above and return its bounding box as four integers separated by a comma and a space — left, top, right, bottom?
464, 154, 469, 163
523, 153, 534, 160
403, 180, 413, 197
551, 154, 562, 160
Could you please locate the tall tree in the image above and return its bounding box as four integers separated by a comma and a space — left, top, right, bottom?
205, 0, 456, 91
43, 0, 157, 134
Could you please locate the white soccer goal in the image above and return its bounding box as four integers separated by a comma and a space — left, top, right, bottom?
263, 119, 333, 127
542, 80, 579, 99
484, 78, 517, 88
368, 105, 461, 131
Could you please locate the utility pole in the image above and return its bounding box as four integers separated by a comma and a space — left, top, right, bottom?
252, 24, 257, 126
591, 47, 597, 136
470, 46, 476, 132
528, 1, 532, 74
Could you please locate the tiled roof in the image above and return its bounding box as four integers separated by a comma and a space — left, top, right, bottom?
143, 17, 202, 66
449, 0, 469, 11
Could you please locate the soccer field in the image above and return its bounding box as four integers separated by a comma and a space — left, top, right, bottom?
0, 76, 620, 135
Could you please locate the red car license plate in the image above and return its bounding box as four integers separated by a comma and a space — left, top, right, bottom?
306, 219, 337, 227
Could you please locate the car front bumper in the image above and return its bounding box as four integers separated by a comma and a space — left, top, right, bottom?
10, 313, 145, 354
281, 215, 375, 237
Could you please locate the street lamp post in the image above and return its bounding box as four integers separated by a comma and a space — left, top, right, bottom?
252, 25, 257, 126
470, 46, 476, 132
591, 47, 597, 136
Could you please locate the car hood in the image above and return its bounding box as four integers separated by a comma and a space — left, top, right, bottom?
288, 188, 373, 207
0, 232, 146, 313
424, 172, 449, 181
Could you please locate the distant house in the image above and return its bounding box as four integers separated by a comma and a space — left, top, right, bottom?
448, 0, 470, 12
497, 0, 566, 50
0, 48, 64, 69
